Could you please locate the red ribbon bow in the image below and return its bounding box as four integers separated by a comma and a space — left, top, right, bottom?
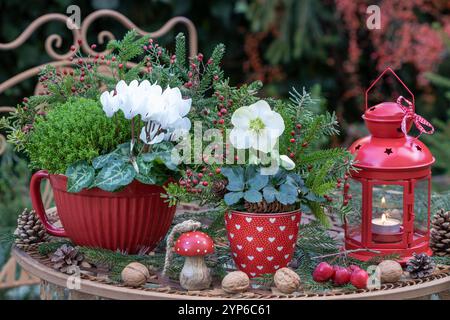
397, 96, 434, 138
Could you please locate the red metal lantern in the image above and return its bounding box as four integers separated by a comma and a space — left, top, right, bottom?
345, 68, 435, 262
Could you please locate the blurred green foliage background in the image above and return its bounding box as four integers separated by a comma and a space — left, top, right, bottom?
0, 0, 449, 299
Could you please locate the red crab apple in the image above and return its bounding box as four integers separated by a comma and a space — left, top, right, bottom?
332, 266, 352, 286
313, 262, 335, 282
347, 264, 362, 273
350, 269, 369, 289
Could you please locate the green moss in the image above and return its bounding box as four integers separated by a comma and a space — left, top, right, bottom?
26, 98, 131, 174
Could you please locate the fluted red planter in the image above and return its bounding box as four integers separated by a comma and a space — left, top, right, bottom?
30, 170, 176, 254
225, 210, 301, 277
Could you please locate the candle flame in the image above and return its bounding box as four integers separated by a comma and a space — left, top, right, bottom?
381, 213, 387, 225
381, 196, 386, 208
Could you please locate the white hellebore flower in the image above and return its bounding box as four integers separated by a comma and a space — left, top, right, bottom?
229, 100, 285, 153
280, 155, 295, 170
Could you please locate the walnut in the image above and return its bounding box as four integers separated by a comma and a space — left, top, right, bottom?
378, 260, 403, 283
221, 271, 250, 294
274, 268, 300, 294
121, 262, 150, 287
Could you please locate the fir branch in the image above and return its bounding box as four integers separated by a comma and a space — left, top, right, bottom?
175, 33, 187, 73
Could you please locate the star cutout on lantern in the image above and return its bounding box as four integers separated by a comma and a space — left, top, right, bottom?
384, 148, 393, 155
415, 145, 422, 152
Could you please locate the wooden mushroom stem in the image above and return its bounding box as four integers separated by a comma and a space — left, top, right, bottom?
180, 256, 211, 290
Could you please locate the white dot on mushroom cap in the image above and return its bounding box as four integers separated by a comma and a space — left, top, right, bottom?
204, 249, 207, 253
197, 249, 200, 252
195, 235, 199, 238
197, 241, 200, 244
203, 241, 206, 244
184, 248, 188, 252
177, 248, 180, 251
185, 241, 189, 244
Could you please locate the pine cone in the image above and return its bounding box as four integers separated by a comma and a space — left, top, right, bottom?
50, 244, 84, 274
406, 253, 436, 279
14, 208, 49, 249
212, 179, 228, 199
244, 200, 294, 213
430, 209, 450, 257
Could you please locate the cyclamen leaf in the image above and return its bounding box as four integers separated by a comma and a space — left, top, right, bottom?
94, 162, 136, 192
66, 161, 95, 193
262, 186, 278, 203
224, 191, 244, 206
92, 153, 125, 169
135, 174, 156, 185
244, 189, 263, 203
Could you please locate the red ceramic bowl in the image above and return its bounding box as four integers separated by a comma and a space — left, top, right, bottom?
30, 170, 176, 254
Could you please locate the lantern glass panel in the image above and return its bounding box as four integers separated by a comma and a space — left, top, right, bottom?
414, 179, 430, 239
371, 184, 404, 243
346, 179, 363, 244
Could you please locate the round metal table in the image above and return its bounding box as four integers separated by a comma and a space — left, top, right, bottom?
12, 247, 450, 300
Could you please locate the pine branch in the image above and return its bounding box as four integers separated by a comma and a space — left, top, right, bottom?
175, 33, 187, 72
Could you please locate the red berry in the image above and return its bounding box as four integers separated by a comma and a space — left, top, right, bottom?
218, 119, 225, 125
290, 138, 295, 143
350, 269, 369, 289
218, 95, 225, 101
118, 63, 124, 69
296, 124, 302, 129
215, 168, 221, 174
289, 152, 295, 158
336, 183, 341, 188
77, 58, 83, 65
220, 108, 227, 114
77, 39, 82, 45
302, 142, 308, 148
332, 266, 352, 286
290, 131, 295, 136
197, 53, 204, 61
344, 174, 349, 180
347, 194, 353, 200
207, 58, 213, 65
343, 199, 349, 206
70, 45, 76, 51
312, 262, 335, 282
198, 173, 204, 179
337, 178, 342, 183
202, 181, 209, 187
192, 179, 199, 185
90, 44, 97, 49
213, 75, 219, 81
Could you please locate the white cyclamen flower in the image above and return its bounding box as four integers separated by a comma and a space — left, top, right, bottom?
229, 100, 285, 153
139, 86, 192, 145
280, 155, 295, 170
100, 90, 119, 117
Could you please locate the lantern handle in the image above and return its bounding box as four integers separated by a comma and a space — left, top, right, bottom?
365, 67, 415, 112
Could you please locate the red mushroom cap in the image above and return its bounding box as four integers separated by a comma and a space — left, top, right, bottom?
174, 231, 214, 257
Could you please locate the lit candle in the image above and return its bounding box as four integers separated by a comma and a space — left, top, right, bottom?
371, 197, 401, 235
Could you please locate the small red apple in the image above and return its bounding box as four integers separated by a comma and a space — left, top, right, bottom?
313, 262, 335, 282
333, 266, 352, 286
350, 269, 369, 289
347, 264, 362, 273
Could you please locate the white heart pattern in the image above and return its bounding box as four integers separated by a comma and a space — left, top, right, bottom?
235, 224, 241, 230
292, 243, 295, 248
230, 233, 234, 239
288, 234, 294, 240
279, 226, 286, 231
277, 246, 284, 251
250, 272, 256, 277
268, 237, 275, 243
233, 253, 237, 257
247, 256, 254, 261
274, 265, 280, 270
284, 254, 290, 259
267, 256, 274, 261
291, 215, 296, 221
241, 264, 246, 268
256, 247, 264, 252
246, 237, 253, 242
245, 217, 252, 223
237, 245, 243, 250
257, 266, 263, 270
256, 227, 264, 232
269, 218, 276, 223
228, 213, 232, 220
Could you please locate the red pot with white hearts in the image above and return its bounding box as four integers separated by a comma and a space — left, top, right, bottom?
225, 210, 301, 278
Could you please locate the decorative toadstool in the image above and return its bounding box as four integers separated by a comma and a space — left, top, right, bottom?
174, 231, 214, 290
